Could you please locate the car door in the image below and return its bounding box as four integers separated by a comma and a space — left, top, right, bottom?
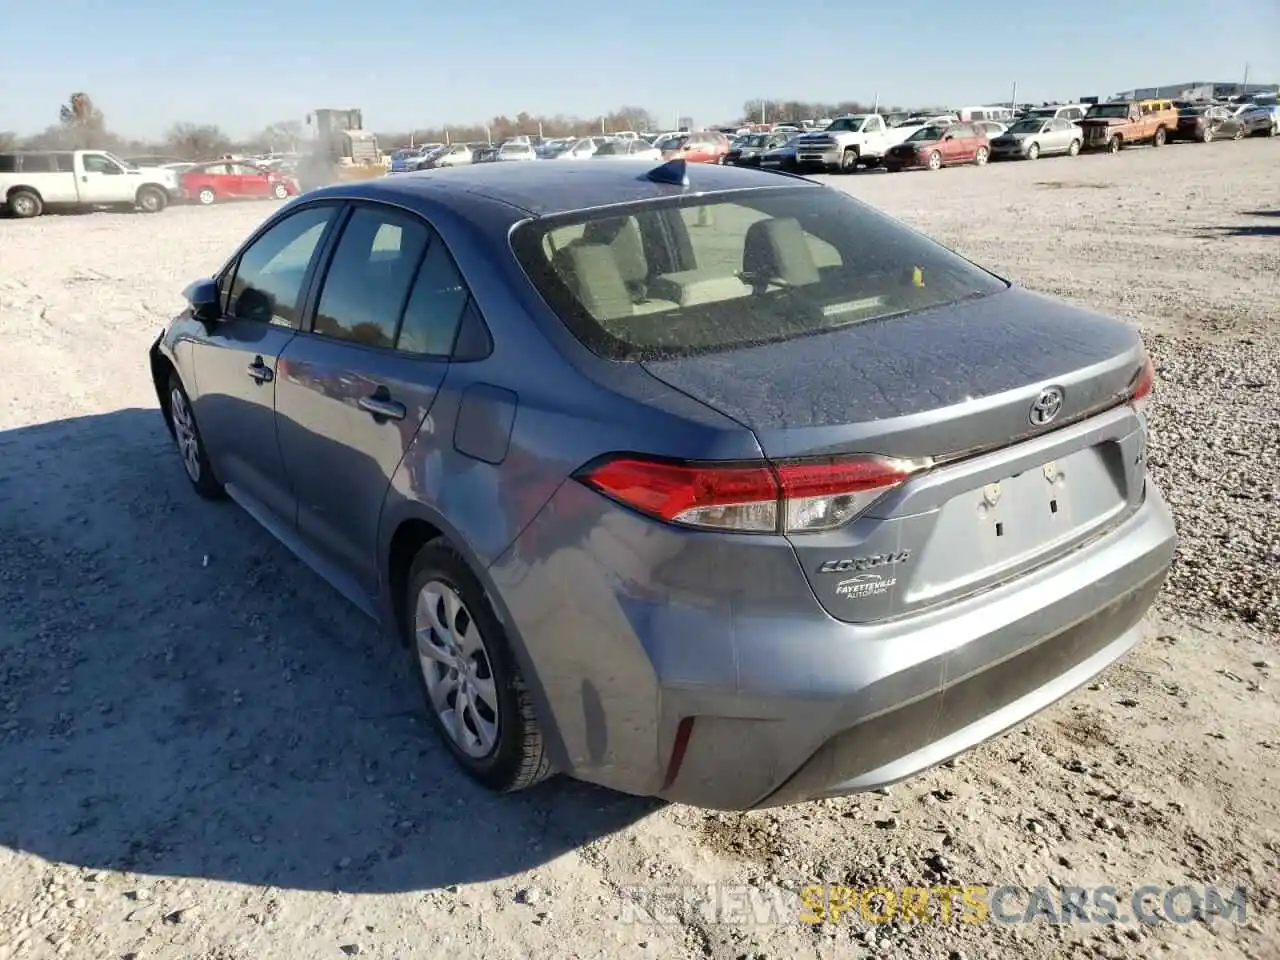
236, 164, 271, 198
274, 202, 472, 594
76, 152, 130, 203
942, 124, 971, 163
191, 202, 341, 525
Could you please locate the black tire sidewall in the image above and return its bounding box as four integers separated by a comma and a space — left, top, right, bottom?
405, 542, 532, 791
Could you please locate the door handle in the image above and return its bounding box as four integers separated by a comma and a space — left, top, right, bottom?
247, 358, 274, 383
358, 394, 407, 421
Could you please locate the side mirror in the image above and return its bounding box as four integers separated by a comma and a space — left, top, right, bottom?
183, 277, 222, 324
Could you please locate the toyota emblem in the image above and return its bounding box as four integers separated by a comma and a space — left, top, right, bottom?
1029, 386, 1065, 426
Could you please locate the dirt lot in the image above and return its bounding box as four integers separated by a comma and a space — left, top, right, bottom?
0, 139, 1276, 960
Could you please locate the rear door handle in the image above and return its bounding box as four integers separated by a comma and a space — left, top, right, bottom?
247, 358, 274, 383
358, 394, 406, 421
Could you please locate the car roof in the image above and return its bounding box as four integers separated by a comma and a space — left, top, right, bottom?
317, 160, 818, 218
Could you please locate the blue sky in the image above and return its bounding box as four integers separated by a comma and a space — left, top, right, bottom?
2, 0, 1276, 139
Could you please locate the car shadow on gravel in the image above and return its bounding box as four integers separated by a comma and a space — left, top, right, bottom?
1199, 223, 1280, 238
0, 409, 657, 893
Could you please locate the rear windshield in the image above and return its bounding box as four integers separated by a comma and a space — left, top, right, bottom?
510, 186, 1008, 361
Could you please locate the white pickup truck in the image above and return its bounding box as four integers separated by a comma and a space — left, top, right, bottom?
0, 149, 178, 218
793, 114, 956, 172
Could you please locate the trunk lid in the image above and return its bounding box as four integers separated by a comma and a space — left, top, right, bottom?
640, 286, 1149, 623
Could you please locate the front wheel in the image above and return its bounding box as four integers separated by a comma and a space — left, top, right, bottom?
1232, 126, 1244, 141
167, 374, 223, 499
974, 146, 989, 166
1027, 142, 1041, 161
1201, 126, 1214, 143
406, 542, 553, 793
1068, 139, 1081, 156
272, 183, 290, 199
198, 187, 216, 206
1107, 136, 1122, 154
839, 148, 859, 173
927, 150, 942, 171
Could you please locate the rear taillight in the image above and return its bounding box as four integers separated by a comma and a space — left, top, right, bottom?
1129, 356, 1155, 415
575, 454, 929, 534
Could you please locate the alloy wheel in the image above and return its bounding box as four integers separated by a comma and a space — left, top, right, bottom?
415, 579, 500, 758
170, 387, 201, 482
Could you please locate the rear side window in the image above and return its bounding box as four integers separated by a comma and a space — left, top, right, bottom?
512, 186, 1008, 360
312, 207, 431, 349
20, 153, 56, 173
0, 155, 15, 173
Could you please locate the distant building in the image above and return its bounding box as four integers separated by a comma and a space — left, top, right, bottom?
1113, 81, 1279, 101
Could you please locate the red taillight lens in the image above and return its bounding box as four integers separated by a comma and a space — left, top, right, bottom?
1130, 356, 1155, 414
576, 454, 928, 534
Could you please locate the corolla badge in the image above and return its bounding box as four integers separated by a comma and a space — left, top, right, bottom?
818, 550, 911, 575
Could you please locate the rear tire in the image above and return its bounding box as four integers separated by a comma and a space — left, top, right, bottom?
198, 187, 216, 206
1201, 126, 1214, 143
405, 541, 553, 794
1232, 126, 1244, 141
272, 183, 290, 199
7, 189, 42, 218
1152, 126, 1167, 147
136, 186, 167, 213
974, 146, 989, 166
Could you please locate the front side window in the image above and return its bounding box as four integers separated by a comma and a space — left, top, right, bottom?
312, 207, 431, 348
227, 204, 336, 326
513, 186, 1008, 360
81, 153, 123, 175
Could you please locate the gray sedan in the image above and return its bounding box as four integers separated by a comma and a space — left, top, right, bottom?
990, 116, 1082, 160
149, 160, 1174, 810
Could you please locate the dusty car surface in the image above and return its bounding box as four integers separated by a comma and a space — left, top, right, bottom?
884, 123, 990, 171
148, 160, 1176, 811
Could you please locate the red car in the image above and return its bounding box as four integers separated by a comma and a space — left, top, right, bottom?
884, 123, 990, 172
181, 161, 300, 205
659, 131, 730, 164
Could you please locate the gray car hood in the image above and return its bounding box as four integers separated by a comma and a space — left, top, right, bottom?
640, 286, 1144, 460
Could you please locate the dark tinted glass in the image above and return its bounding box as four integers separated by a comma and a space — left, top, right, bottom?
397, 239, 471, 356
21, 153, 56, 172
312, 207, 430, 349
229, 205, 335, 326
0, 155, 15, 173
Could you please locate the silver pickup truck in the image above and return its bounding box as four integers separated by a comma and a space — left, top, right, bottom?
0, 149, 178, 218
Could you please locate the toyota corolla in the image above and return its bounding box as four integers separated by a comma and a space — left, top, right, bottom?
148, 160, 1175, 810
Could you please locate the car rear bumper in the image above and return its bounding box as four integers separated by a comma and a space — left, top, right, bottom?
490, 472, 1176, 810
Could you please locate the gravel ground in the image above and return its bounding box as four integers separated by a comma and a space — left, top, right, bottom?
0, 138, 1276, 960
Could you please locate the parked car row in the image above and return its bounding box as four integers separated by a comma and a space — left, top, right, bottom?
750, 99, 1279, 175
0, 148, 303, 217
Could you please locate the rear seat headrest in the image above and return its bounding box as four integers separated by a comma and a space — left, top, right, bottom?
552, 242, 634, 322
742, 217, 820, 289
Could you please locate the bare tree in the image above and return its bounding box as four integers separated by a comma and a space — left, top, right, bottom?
165, 122, 232, 160
58, 92, 108, 148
